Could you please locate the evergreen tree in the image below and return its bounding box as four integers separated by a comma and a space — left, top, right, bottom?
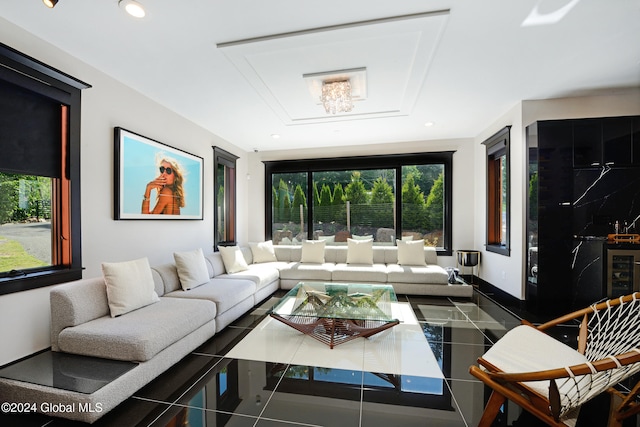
425, 172, 444, 231
291, 184, 307, 223
282, 191, 291, 222
344, 171, 369, 205
331, 183, 346, 225
332, 183, 345, 205
345, 172, 370, 226
402, 174, 426, 231
370, 177, 394, 228
317, 184, 333, 223
312, 181, 320, 207
371, 177, 394, 204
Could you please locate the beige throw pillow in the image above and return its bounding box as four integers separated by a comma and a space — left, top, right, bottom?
102, 257, 159, 317
249, 240, 278, 263
174, 248, 210, 290
218, 246, 249, 273
397, 239, 427, 266
347, 238, 373, 264
301, 240, 326, 263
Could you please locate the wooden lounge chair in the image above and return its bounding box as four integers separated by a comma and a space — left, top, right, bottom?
469, 293, 640, 427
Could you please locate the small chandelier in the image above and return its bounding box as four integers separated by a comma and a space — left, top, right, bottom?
320, 80, 354, 115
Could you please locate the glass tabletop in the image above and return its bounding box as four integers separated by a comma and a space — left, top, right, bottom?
0, 350, 137, 394
269, 282, 398, 322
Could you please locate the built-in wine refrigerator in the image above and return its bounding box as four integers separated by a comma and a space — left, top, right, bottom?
607, 249, 640, 298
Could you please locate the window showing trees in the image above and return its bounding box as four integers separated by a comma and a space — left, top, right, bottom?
0, 43, 88, 295
264, 153, 453, 254
483, 126, 511, 256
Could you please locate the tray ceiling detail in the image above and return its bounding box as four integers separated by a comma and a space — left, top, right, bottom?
217, 11, 450, 125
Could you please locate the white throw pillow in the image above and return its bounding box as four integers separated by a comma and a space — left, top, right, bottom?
352, 234, 373, 241
218, 246, 249, 273
102, 257, 159, 317
318, 235, 335, 243
401, 235, 414, 241
174, 248, 210, 290
301, 240, 326, 263
397, 239, 427, 266
347, 238, 373, 264
249, 241, 278, 263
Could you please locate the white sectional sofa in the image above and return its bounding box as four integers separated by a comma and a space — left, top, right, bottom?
0, 241, 470, 423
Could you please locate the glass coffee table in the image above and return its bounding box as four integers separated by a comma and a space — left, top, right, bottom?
268, 282, 400, 349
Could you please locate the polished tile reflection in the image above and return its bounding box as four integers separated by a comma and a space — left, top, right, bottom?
2, 290, 633, 427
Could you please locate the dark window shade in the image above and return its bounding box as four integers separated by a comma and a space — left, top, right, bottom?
0, 79, 62, 178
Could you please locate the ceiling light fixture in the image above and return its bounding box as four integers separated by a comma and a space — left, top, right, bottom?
119, 0, 146, 18
320, 80, 354, 115
43, 0, 58, 8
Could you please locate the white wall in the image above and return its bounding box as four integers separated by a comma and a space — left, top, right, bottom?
474, 89, 640, 300
0, 18, 249, 365
473, 103, 525, 299
247, 138, 477, 269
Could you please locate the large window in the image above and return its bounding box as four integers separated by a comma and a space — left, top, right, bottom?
264, 152, 453, 255
483, 126, 511, 256
0, 43, 89, 295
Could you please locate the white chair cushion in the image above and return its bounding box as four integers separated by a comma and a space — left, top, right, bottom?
481, 325, 589, 398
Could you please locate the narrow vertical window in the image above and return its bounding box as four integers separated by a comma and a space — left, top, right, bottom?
484, 126, 511, 256
213, 147, 238, 248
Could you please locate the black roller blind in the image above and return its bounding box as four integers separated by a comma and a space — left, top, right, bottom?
0, 79, 62, 178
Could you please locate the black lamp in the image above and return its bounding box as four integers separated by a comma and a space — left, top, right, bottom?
43, 0, 58, 8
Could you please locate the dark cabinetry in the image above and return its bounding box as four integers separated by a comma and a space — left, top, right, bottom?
573, 116, 639, 168
528, 115, 640, 313
526, 121, 574, 313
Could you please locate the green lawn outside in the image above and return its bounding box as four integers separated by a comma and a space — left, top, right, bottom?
0, 236, 48, 271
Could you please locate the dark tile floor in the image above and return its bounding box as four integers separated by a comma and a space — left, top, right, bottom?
1, 289, 638, 427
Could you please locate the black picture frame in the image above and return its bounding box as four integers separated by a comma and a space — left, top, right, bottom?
114, 127, 204, 220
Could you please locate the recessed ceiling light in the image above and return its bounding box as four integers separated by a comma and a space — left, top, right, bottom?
119, 0, 146, 18
271, 134, 280, 139
424, 121, 435, 127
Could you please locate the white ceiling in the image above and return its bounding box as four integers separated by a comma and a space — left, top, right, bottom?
1, 0, 639, 152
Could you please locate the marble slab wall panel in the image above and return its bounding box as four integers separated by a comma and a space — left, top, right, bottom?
573, 167, 640, 237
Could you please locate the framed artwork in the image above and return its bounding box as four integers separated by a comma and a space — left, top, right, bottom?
114, 127, 204, 220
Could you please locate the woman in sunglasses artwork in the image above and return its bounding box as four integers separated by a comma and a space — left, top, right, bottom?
141, 156, 186, 214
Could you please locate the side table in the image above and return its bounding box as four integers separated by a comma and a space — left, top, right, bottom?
456, 250, 480, 284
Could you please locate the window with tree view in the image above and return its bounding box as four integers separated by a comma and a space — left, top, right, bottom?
0, 43, 87, 295
0, 174, 53, 272
265, 153, 452, 254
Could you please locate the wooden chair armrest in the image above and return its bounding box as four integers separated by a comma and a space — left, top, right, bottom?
478, 349, 640, 384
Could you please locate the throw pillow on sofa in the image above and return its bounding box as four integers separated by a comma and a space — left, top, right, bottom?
101, 257, 159, 317
397, 239, 427, 266
218, 245, 249, 273
301, 240, 326, 263
249, 240, 278, 263
347, 238, 373, 264
174, 248, 210, 290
